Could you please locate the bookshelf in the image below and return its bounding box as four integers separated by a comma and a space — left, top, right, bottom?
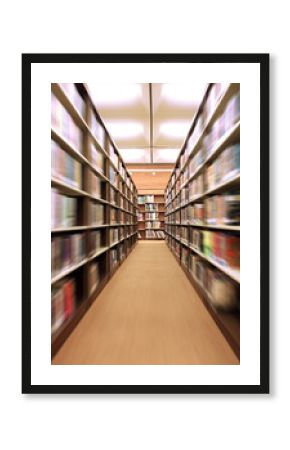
137, 194, 165, 240
51, 83, 138, 357
164, 83, 240, 357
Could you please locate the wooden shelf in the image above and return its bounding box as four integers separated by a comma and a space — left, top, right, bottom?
52, 226, 89, 233
165, 223, 240, 231
51, 177, 88, 197
88, 247, 109, 261
137, 219, 165, 223
51, 83, 138, 357
51, 258, 88, 285
137, 194, 165, 241
164, 83, 240, 355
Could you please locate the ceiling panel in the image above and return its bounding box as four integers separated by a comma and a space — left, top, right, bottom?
153, 148, 180, 163
87, 83, 207, 164
119, 148, 151, 164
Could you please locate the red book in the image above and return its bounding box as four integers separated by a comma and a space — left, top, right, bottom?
224, 235, 240, 267
63, 279, 75, 320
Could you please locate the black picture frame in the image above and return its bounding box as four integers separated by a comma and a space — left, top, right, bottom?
22, 53, 269, 394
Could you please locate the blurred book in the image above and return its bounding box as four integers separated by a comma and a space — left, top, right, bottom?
51, 277, 76, 334
51, 189, 78, 228
51, 140, 82, 189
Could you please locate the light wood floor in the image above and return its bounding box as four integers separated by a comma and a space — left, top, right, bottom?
53, 241, 239, 365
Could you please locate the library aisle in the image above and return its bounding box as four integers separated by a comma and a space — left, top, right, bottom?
53, 241, 238, 365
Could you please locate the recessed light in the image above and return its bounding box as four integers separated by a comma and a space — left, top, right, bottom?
105, 121, 144, 139
159, 121, 190, 138
161, 83, 207, 105
154, 148, 180, 163
119, 148, 150, 163
88, 83, 141, 106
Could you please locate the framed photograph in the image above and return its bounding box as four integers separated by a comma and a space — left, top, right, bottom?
22, 53, 269, 394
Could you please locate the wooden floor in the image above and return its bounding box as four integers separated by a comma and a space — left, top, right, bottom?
53, 241, 239, 365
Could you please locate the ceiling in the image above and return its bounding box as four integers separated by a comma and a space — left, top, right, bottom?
87, 83, 207, 164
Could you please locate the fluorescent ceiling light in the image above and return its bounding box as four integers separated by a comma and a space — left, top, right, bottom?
161, 83, 207, 105
154, 148, 180, 163
105, 121, 144, 139
159, 121, 190, 139
119, 148, 150, 163
88, 83, 141, 106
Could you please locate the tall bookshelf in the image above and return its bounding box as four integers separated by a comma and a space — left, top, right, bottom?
164, 83, 240, 357
137, 194, 165, 240
51, 83, 138, 357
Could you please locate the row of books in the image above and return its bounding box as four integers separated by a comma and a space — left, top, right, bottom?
138, 195, 154, 204
168, 144, 240, 210
166, 85, 239, 197
89, 230, 102, 255
204, 92, 240, 154
51, 92, 83, 151
145, 221, 162, 229
110, 187, 118, 205
189, 143, 239, 196
51, 140, 82, 189
51, 233, 85, 277
205, 193, 239, 225
90, 139, 105, 174
166, 235, 239, 312
51, 189, 78, 228
90, 202, 105, 225
183, 86, 239, 163
145, 230, 165, 239
187, 251, 239, 311
145, 212, 160, 220
145, 204, 160, 212
91, 112, 106, 149
110, 228, 119, 245
90, 172, 105, 198
167, 192, 240, 226
206, 143, 240, 190
55, 88, 135, 198
120, 198, 135, 212
189, 230, 240, 268
206, 83, 230, 118
91, 118, 134, 195
59, 83, 85, 118
110, 208, 118, 224
109, 143, 119, 168
181, 203, 203, 224
51, 277, 76, 335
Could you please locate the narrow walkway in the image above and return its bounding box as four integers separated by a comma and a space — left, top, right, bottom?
53, 241, 238, 364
